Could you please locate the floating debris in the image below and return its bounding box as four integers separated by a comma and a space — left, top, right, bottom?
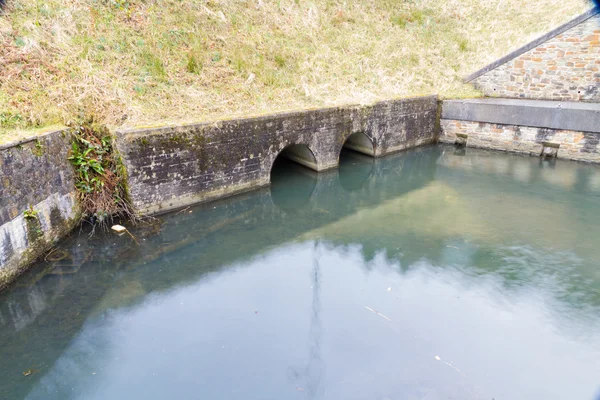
22, 368, 38, 377
111, 225, 140, 245
111, 225, 127, 233
125, 229, 140, 246
364, 306, 392, 321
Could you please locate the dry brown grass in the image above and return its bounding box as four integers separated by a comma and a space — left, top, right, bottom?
0, 0, 592, 142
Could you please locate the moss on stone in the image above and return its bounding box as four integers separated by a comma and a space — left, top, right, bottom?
49, 206, 65, 228
25, 216, 43, 243
31, 139, 45, 157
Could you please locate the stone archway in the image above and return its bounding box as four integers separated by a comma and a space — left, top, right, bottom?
341, 132, 375, 156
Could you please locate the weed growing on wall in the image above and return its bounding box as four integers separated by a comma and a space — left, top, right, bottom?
68, 119, 135, 229
23, 205, 43, 241
22, 205, 38, 219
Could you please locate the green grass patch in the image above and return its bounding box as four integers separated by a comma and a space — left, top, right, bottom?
68, 118, 136, 228
0, 0, 590, 139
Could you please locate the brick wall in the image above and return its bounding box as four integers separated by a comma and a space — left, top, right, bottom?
440, 119, 600, 163
469, 12, 600, 102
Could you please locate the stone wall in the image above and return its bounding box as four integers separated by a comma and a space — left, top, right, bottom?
440, 119, 600, 163
0, 130, 80, 290
116, 96, 438, 215
468, 10, 600, 102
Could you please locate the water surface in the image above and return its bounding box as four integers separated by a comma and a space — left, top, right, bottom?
2, 145, 600, 400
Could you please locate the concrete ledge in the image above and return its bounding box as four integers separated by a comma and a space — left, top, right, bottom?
442, 98, 600, 134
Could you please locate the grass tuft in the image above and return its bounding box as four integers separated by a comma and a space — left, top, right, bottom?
186, 51, 202, 74
67, 117, 136, 229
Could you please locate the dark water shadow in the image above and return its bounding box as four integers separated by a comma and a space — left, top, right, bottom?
338, 148, 374, 192
270, 157, 318, 212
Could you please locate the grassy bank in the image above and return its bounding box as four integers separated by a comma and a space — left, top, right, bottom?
0, 0, 591, 142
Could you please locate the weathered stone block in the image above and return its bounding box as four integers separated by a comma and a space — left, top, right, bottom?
0, 130, 81, 290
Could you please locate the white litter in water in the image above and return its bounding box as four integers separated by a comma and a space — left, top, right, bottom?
111, 225, 126, 233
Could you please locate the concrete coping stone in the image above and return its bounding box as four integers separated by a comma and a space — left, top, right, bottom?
0, 128, 68, 151
442, 98, 600, 134
116, 95, 438, 139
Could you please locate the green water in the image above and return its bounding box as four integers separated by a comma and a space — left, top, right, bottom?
1, 145, 600, 400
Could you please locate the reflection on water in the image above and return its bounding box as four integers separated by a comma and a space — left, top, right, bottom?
1, 145, 600, 400
338, 149, 374, 192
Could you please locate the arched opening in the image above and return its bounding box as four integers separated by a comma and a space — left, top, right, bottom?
338, 132, 375, 191
269, 144, 318, 182
275, 144, 319, 172
341, 132, 374, 157
270, 145, 318, 212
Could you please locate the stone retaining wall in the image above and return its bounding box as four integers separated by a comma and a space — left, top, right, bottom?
0, 130, 80, 290
116, 96, 438, 215
440, 119, 600, 163
468, 10, 600, 102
